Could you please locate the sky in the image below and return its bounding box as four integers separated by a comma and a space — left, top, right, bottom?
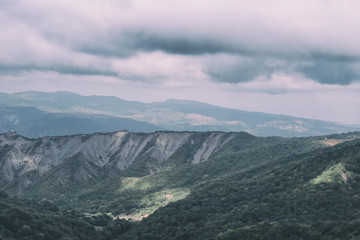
0, 0, 359, 124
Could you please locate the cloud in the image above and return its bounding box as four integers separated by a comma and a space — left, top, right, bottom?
298, 53, 360, 85
79, 31, 252, 59
0, 63, 118, 77
224, 72, 343, 94
121, 31, 248, 55
203, 51, 360, 84
0, 0, 360, 123
2, 0, 360, 86
111, 51, 207, 83
80, 29, 360, 85
205, 55, 281, 83
301, 60, 359, 85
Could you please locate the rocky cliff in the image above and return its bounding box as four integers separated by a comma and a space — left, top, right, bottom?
0, 131, 237, 193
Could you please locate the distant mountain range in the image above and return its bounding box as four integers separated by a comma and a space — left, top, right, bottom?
0, 106, 162, 138
0, 91, 359, 137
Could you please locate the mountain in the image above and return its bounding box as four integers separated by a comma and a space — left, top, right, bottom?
1, 91, 358, 137
0, 131, 242, 195
1, 130, 360, 239
0, 105, 162, 138
126, 136, 360, 240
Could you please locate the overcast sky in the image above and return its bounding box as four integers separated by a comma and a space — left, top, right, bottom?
0, 0, 359, 124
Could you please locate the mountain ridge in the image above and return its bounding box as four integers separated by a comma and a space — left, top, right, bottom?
1, 130, 360, 239
0, 105, 162, 138
1, 91, 359, 137
0, 130, 241, 195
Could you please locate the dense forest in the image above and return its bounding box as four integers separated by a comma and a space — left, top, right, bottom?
0, 192, 135, 240
123, 137, 360, 239
1, 131, 360, 239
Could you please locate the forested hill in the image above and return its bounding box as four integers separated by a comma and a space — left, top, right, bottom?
123, 135, 360, 239
0, 131, 360, 239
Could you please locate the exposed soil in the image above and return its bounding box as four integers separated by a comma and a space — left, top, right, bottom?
319, 139, 350, 146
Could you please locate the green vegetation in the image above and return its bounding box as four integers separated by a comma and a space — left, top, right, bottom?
310, 162, 352, 184
0, 193, 135, 240
216, 221, 360, 240
121, 138, 360, 239
1, 132, 360, 239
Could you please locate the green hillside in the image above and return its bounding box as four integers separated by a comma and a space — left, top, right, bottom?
1, 132, 360, 239
0, 192, 136, 240
122, 138, 360, 239
15, 132, 323, 216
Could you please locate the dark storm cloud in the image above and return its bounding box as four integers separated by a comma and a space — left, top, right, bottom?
299, 52, 360, 85
128, 32, 245, 55
300, 61, 358, 85
79, 46, 132, 58
0, 64, 35, 74
78, 30, 360, 85
0, 63, 118, 77
206, 51, 360, 84
309, 52, 359, 62
206, 58, 274, 83
79, 31, 252, 58
5, 0, 356, 86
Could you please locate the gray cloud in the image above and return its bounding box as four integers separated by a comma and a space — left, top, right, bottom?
78, 29, 360, 85
116, 72, 166, 83
52, 66, 118, 77
205, 51, 360, 84
79, 45, 133, 59
128, 32, 242, 55
0, 64, 35, 74
2, 1, 360, 88
309, 52, 359, 62
299, 52, 360, 85
79, 31, 253, 58
300, 60, 358, 85
0, 63, 118, 77
206, 58, 274, 83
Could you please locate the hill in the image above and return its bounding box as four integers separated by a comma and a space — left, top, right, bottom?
0, 105, 161, 138
124, 135, 360, 239
1, 131, 360, 239
1, 91, 358, 137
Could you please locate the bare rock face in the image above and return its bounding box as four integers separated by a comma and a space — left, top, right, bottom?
0, 131, 238, 192
192, 132, 235, 164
